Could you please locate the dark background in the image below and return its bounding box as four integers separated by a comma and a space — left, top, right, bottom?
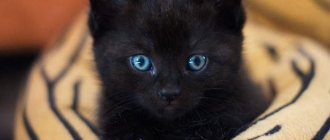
0, 52, 37, 140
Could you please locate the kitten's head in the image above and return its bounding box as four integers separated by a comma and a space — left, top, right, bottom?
90, 0, 245, 120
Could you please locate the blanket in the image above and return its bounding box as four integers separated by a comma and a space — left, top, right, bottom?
14, 12, 330, 140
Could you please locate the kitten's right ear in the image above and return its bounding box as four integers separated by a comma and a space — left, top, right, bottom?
88, 0, 128, 38
89, 0, 108, 38
89, 0, 129, 13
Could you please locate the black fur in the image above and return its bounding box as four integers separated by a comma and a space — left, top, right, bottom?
89, 0, 270, 139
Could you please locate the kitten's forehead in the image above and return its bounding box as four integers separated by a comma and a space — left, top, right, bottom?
93, 0, 243, 57
133, 1, 218, 53
158, 0, 173, 13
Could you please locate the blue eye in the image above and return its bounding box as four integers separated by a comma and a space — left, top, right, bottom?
187, 55, 207, 71
130, 55, 153, 72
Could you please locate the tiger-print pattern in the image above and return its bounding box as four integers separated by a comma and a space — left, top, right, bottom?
14, 12, 330, 140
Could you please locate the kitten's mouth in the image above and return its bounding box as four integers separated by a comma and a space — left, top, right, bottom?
155, 103, 186, 121
163, 104, 176, 112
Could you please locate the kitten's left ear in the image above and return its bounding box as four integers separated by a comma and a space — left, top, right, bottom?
215, 0, 245, 32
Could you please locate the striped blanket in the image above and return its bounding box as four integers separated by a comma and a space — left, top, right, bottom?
14, 12, 330, 140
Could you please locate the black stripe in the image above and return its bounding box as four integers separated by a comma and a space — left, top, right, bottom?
51, 33, 88, 83
237, 47, 315, 135
40, 32, 88, 140
248, 125, 281, 140
72, 80, 100, 137
313, 116, 330, 140
314, 0, 330, 11
264, 44, 279, 62
23, 108, 39, 140
44, 82, 82, 140
254, 47, 314, 122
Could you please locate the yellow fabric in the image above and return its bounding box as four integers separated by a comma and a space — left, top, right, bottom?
246, 0, 330, 47
15, 12, 330, 140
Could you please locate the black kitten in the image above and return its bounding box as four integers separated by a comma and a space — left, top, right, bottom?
89, 0, 270, 139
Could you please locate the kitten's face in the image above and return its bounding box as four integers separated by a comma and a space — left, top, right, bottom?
91, 0, 245, 120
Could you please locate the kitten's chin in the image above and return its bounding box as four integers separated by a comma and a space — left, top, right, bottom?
153, 105, 187, 121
